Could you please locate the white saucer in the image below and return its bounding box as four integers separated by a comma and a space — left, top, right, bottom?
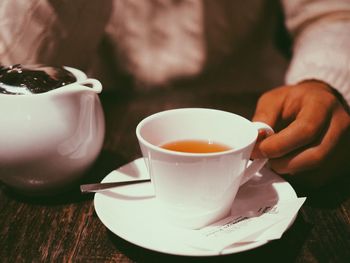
94, 158, 298, 256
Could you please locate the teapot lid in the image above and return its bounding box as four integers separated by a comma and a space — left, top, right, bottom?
0, 64, 77, 95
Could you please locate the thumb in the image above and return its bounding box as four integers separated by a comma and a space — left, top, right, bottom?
251, 90, 285, 158
252, 95, 281, 128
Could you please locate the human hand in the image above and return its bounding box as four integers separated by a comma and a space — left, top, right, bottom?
252, 80, 350, 188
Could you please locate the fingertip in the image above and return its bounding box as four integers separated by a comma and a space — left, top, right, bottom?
255, 129, 265, 142
251, 130, 270, 159
251, 144, 266, 159
258, 134, 281, 159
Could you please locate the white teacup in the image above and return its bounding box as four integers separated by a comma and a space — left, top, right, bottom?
136, 108, 273, 229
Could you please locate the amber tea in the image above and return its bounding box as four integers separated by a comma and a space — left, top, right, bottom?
160, 139, 232, 154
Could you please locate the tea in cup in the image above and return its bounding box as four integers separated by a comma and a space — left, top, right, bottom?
136, 108, 273, 229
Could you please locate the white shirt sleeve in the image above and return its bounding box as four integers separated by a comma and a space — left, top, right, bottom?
282, 0, 350, 106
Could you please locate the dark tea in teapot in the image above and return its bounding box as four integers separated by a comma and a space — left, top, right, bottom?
0, 64, 77, 95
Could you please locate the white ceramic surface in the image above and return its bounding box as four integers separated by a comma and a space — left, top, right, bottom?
136, 108, 273, 229
94, 158, 298, 256
0, 67, 105, 195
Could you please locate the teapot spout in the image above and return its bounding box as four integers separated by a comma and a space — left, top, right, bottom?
77, 78, 102, 94
49, 78, 103, 96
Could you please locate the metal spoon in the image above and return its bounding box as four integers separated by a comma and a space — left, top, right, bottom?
80, 179, 151, 194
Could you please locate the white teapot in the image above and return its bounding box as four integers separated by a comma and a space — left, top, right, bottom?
0, 65, 105, 195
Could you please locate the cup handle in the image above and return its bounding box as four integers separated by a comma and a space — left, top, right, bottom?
239, 122, 274, 186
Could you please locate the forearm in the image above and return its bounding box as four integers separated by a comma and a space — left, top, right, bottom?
283, 0, 350, 106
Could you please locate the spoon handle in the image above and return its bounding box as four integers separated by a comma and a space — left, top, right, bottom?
80, 179, 151, 193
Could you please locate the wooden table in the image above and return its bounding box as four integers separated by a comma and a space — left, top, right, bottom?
1, 76, 350, 263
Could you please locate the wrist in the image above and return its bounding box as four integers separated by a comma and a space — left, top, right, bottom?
298, 79, 350, 114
